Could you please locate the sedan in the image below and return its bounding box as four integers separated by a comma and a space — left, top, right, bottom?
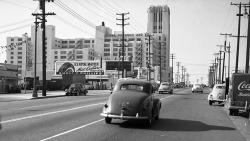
192, 84, 203, 93
65, 83, 88, 96
100, 79, 161, 126
208, 84, 226, 105
158, 82, 173, 94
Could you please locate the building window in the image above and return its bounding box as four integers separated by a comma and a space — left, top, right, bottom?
18, 38, 22, 41
113, 38, 119, 41
61, 51, 67, 54
137, 38, 141, 41
11, 38, 14, 41
113, 44, 118, 47
11, 61, 14, 64
159, 36, 161, 40
128, 48, 133, 51
92, 40, 95, 43
61, 56, 66, 59
84, 40, 90, 43
18, 56, 22, 59
62, 41, 68, 44
69, 41, 75, 43
113, 53, 118, 56
104, 39, 111, 42
104, 48, 110, 52
17, 61, 22, 63
69, 45, 75, 48
84, 45, 90, 48
76, 51, 83, 54
11, 52, 14, 55
128, 38, 135, 41
18, 52, 22, 55
18, 70, 22, 74
113, 48, 118, 51
11, 56, 14, 59
128, 53, 133, 56
76, 56, 83, 59
54, 56, 58, 59
55, 51, 58, 54
104, 44, 110, 47
104, 53, 110, 56
62, 46, 68, 48
18, 47, 22, 50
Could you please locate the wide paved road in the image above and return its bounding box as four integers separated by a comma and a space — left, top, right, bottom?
0, 88, 249, 141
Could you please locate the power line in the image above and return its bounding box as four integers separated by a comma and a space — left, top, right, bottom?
0, 18, 34, 29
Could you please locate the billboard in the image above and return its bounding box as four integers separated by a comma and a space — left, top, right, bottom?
55, 61, 104, 75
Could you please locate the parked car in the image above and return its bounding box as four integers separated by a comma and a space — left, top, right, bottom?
84, 83, 94, 90
65, 83, 88, 96
207, 84, 226, 105
100, 79, 161, 126
158, 82, 173, 94
192, 84, 203, 93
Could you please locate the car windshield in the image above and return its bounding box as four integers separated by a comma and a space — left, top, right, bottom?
120, 84, 144, 92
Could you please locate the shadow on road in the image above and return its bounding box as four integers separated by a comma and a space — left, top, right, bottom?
117, 118, 235, 132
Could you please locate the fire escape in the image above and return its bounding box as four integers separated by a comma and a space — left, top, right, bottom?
134, 42, 143, 67
67, 49, 75, 61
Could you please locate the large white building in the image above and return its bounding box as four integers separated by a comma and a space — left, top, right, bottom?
6, 4, 172, 84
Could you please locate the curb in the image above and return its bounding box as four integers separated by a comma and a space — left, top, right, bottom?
30, 95, 66, 99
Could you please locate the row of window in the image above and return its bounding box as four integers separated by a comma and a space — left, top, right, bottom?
104, 38, 141, 42
60, 40, 94, 44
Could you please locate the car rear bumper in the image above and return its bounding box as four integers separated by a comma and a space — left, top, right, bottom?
100, 113, 148, 120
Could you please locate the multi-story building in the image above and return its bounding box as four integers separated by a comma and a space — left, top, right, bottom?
6, 4, 171, 84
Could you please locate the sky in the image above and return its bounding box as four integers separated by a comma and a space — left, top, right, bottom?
0, 0, 249, 84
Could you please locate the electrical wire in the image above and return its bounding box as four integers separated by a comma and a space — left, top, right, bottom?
0, 18, 34, 29
0, 23, 33, 34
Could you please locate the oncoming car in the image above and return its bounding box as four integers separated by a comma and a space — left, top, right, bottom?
192, 84, 203, 93
100, 79, 161, 126
208, 84, 226, 105
158, 82, 173, 94
65, 83, 88, 96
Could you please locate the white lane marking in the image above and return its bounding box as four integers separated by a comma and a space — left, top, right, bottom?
1, 102, 105, 124
160, 95, 173, 100
2, 97, 107, 112
40, 119, 104, 141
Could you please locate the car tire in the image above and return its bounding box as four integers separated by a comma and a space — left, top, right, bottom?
155, 110, 160, 120
192, 91, 194, 93
209, 100, 213, 105
105, 117, 112, 124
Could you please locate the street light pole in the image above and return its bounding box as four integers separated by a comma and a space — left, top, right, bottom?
4, 60, 7, 93
24, 33, 28, 94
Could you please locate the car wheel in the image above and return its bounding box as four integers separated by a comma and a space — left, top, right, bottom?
155, 110, 160, 120
105, 117, 112, 124
209, 100, 213, 105
192, 91, 194, 93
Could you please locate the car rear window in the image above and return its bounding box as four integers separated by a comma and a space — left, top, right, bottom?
216, 86, 225, 89
120, 84, 143, 92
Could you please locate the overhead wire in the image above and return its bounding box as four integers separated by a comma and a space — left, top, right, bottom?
0, 18, 34, 29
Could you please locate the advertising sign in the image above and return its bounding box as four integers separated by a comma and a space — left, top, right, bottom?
55, 61, 104, 75
232, 73, 250, 102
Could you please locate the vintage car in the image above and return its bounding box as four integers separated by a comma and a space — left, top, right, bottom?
158, 82, 173, 94
208, 84, 226, 105
207, 84, 226, 105
65, 83, 88, 96
100, 79, 161, 126
192, 84, 203, 93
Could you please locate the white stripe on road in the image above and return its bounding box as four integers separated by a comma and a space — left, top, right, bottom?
40, 119, 104, 141
2, 97, 107, 112
1, 102, 105, 124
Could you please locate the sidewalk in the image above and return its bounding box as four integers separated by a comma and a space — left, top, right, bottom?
0, 89, 111, 100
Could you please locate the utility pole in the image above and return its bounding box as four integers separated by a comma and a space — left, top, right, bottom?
170, 54, 175, 83
176, 62, 180, 83
31, 14, 41, 97
181, 66, 184, 82
33, 0, 55, 96
116, 13, 129, 78
184, 68, 187, 85
231, 2, 243, 73
220, 33, 232, 83
146, 34, 153, 82
245, 2, 250, 73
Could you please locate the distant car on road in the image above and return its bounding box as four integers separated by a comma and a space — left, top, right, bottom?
158, 82, 173, 94
83, 83, 94, 90
207, 84, 226, 105
100, 79, 161, 126
65, 83, 88, 96
192, 84, 203, 93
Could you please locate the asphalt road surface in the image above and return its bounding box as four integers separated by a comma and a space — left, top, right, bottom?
0, 88, 249, 141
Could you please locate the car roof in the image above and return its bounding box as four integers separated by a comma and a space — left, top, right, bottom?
113, 79, 152, 93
